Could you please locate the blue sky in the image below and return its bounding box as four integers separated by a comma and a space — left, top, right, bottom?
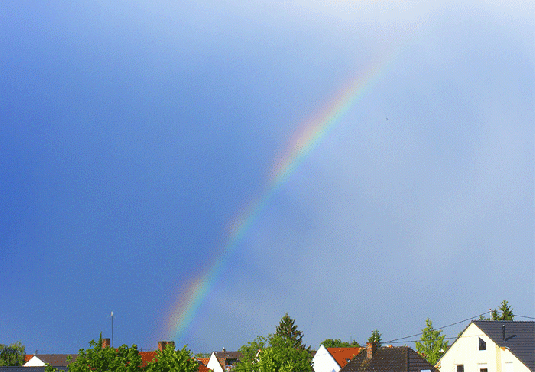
1, 0, 533, 354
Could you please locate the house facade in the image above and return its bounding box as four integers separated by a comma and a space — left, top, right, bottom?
438, 321, 534, 372
207, 350, 242, 372
313, 345, 362, 372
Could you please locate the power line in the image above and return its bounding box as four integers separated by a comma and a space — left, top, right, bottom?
385, 312, 488, 344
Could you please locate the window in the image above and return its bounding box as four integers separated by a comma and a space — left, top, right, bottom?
480, 369, 488, 372
457, 366, 464, 372
479, 337, 486, 350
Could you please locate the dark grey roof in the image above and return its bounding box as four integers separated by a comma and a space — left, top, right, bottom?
340, 346, 438, 372
473, 320, 534, 371
214, 351, 243, 360
33, 354, 78, 367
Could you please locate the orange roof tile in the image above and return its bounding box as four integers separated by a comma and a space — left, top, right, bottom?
327, 348, 363, 368
139, 351, 157, 367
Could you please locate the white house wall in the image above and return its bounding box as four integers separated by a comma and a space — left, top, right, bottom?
24, 356, 45, 367
313, 345, 340, 372
207, 352, 224, 372
439, 323, 530, 372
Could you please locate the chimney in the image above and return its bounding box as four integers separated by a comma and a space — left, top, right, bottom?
102, 338, 111, 348
502, 325, 506, 341
158, 341, 176, 351
366, 342, 377, 359
223, 348, 226, 353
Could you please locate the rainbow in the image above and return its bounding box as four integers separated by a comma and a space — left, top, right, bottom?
161, 53, 394, 343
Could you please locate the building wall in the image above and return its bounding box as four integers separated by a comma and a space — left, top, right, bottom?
439, 323, 530, 372
313, 345, 340, 372
207, 352, 224, 372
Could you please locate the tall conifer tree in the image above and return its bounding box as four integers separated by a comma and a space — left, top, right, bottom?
275, 313, 306, 350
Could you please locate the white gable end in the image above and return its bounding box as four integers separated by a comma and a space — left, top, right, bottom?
24, 356, 45, 367
438, 323, 531, 372
313, 345, 340, 372
207, 352, 224, 372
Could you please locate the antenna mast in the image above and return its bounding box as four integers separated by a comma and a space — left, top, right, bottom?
111, 311, 114, 348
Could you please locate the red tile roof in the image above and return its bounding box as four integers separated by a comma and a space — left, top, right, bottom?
326, 348, 363, 368
197, 358, 211, 372
24, 355, 33, 363
139, 351, 209, 371
139, 351, 158, 367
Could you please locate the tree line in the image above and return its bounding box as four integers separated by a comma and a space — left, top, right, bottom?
1, 300, 516, 370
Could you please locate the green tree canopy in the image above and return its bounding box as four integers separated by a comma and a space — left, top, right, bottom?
415, 318, 449, 366
0, 341, 25, 366
67, 334, 142, 372
479, 300, 515, 321
367, 330, 382, 348
254, 335, 312, 372
236, 314, 313, 372
145, 344, 198, 372
492, 300, 515, 320
275, 313, 307, 350
321, 339, 360, 348
236, 336, 269, 372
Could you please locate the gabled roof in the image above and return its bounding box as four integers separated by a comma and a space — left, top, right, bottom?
25, 354, 78, 367
197, 358, 211, 372
326, 348, 363, 369
472, 320, 535, 371
340, 346, 438, 372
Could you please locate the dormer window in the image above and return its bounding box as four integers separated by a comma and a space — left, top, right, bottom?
479, 337, 486, 351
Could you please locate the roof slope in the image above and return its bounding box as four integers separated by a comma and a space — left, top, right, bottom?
198, 357, 211, 372
213, 351, 243, 360
340, 346, 438, 372
326, 348, 363, 369
27, 354, 78, 366
473, 320, 535, 371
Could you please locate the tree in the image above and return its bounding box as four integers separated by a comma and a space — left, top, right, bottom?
415, 318, 449, 366
236, 314, 313, 372
479, 300, 516, 321
321, 339, 360, 348
491, 300, 515, 320
0, 341, 25, 366
145, 344, 199, 372
236, 336, 268, 372
67, 334, 142, 372
367, 330, 382, 348
256, 335, 312, 372
275, 313, 307, 350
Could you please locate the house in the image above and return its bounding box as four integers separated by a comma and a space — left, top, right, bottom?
340, 342, 438, 372
207, 349, 243, 372
23, 354, 77, 370
313, 345, 363, 372
437, 320, 534, 372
